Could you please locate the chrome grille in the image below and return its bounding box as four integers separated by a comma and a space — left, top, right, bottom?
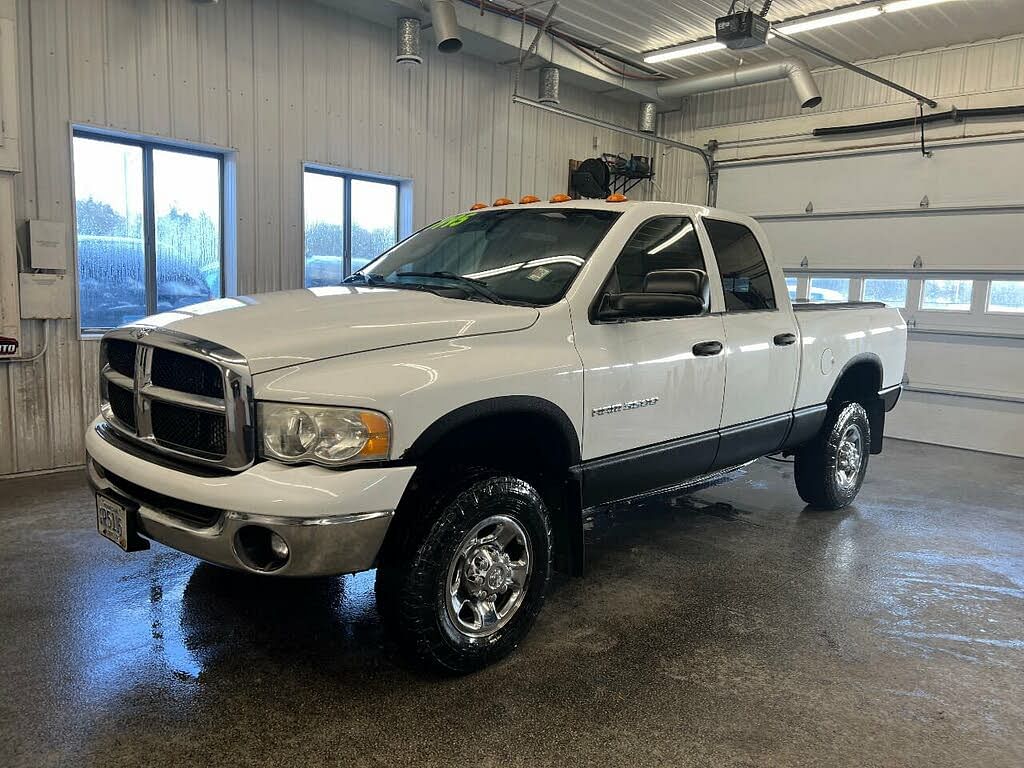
99, 328, 254, 471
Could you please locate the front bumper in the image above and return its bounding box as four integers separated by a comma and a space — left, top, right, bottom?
85, 417, 416, 576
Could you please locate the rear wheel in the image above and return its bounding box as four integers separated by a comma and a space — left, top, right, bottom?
375, 472, 552, 673
794, 402, 870, 510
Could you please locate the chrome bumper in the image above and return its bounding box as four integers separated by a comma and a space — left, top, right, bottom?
85, 417, 416, 577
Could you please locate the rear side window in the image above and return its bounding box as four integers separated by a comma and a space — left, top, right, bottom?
704, 218, 776, 312
608, 217, 706, 293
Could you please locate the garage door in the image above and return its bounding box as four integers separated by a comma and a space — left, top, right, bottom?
716, 136, 1024, 457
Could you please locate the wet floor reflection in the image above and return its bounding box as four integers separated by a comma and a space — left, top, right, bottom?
4, 443, 1024, 767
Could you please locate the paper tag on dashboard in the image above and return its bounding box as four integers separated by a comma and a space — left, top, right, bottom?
527, 267, 551, 282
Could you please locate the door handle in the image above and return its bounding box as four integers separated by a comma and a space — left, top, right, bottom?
692, 341, 723, 357
773, 332, 797, 346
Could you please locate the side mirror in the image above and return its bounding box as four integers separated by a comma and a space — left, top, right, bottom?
596, 268, 709, 321
596, 292, 705, 321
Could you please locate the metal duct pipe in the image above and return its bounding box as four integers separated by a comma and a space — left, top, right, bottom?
429, 0, 462, 53
539, 67, 560, 104
638, 102, 657, 133
657, 57, 822, 109
396, 18, 423, 66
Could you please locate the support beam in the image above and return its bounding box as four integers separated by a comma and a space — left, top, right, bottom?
772, 30, 938, 109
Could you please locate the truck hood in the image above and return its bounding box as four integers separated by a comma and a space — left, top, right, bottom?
133, 287, 540, 373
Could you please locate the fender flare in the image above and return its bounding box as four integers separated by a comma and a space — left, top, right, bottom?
826, 352, 883, 404
401, 395, 582, 465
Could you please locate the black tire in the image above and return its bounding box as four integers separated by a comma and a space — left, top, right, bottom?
794, 402, 870, 510
375, 472, 552, 674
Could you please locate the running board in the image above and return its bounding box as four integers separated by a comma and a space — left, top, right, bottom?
583, 460, 755, 512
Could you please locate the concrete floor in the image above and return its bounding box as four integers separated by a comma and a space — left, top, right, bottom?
1, 439, 1022, 768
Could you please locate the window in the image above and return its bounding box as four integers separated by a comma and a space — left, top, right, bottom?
704, 218, 776, 311
862, 278, 908, 308
921, 279, 973, 311
987, 281, 1024, 314
303, 168, 399, 287
785, 277, 798, 300
73, 132, 223, 332
608, 217, 705, 294
809, 277, 850, 303
353, 208, 619, 306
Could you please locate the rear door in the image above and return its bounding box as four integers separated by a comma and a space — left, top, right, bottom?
573, 216, 727, 506
700, 216, 800, 469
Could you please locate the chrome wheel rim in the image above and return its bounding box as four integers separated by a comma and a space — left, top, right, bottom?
445, 515, 532, 639
835, 423, 864, 490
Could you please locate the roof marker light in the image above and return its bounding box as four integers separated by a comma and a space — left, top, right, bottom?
469, 202, 488, 210
493, 197, 513, 206
520, 195, 541, 204
549, 194, 572, 203
606, 193, 628, 202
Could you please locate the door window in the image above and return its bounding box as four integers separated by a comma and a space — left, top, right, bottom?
606, 217, 706, 294
704, 218, 776, 312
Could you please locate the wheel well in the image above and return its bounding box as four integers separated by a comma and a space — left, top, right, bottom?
391, 405, 585, 576
828, 357, 885, 454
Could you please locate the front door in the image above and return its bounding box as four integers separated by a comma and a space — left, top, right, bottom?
572, 216, 727, 507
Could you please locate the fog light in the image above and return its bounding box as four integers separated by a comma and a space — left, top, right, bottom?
234, 525, 290, 572
269, 532, 289, 560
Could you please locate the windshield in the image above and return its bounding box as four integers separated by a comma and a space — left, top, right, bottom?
350, 208, 620, 306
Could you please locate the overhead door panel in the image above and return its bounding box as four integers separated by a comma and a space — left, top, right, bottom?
759, 211, 1024, 271
719, 138, 1024, 215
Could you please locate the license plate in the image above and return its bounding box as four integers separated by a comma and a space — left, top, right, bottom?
96, 494, 132, 551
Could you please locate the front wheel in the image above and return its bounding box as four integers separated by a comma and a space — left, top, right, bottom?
375, 473, 552, 673
794, 402, 870, 510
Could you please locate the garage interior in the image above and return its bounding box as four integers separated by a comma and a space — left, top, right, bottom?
0, 0, 1022, 765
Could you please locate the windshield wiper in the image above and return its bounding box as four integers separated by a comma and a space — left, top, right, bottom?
394, 271, 505, 304
342, 272, 388, 285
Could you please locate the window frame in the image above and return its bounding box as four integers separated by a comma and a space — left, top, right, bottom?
702, 217, 778, 314
302, 164, 403, 284
860, 277, 909, 309
918, 278, 975, 313
590, 214, 714, 324
808, 276, 852, 304
72, 127, 227, 333
985, 280, 1024, 315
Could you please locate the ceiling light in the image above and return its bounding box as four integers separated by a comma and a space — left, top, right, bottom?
883, 0, 958, 11
642, 0, 962, 66
644, 40, 727, 64
774, 5, 882, 35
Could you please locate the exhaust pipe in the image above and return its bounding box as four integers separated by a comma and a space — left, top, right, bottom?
657, 57, 822, 109
429, 0, 462, 54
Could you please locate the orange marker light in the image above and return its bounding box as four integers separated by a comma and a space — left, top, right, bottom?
520, 195, 541, 204
493, 197, 514, 206
549, 193, 572, 203
606, 193, 628, 202
469, 202, 488, 210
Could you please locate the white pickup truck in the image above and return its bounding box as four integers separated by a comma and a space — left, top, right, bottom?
86, 199, 906, 672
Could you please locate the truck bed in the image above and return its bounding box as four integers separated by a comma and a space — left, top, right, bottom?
792, 302, 907, 410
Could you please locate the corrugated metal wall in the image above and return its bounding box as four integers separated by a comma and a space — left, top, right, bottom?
1, 0, 646, 476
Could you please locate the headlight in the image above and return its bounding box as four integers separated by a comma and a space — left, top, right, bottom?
257, 403, 391, 467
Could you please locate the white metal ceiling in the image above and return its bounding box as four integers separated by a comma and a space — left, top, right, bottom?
485, 0, 1024, 78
